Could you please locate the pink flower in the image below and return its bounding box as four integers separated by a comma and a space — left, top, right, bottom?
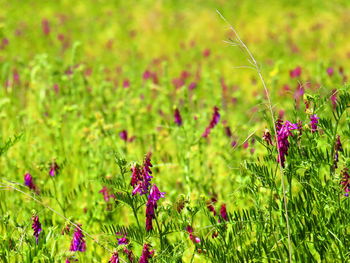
289, 66, 302, 78
327, 67, 334, 77
202, 107, 220, 138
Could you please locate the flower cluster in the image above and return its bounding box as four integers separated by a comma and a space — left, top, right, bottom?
219, 204, 229, 222
109, 251, 120, 263
70, 225, 86, 252
139, 244, 154, 263
24, 173, 38, 193
309, 114, 319, 133
146, 184, 165, 231
341, 168, 350, 197
32, 215, 42, 244
99, 186, 116, 202
334, 135, 343, 169
131, 153, 153, 196
174, 108, 183, 126
202, 106, 220, 138
49, 161, 60, 177
276, 119, 299, 167
186, 226, 201, 243
262, 129, 273, 145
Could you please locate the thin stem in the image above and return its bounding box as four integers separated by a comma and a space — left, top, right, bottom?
217, 10, 292, 262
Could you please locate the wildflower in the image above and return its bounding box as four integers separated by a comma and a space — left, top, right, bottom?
174, 108, 183, 126
42, 19, 50, 35
263, 129, 273, 145
327, 67, 334, 76
131, 153, 153, 196
203, 48, 211, 57
188, 82, 197, 91
49, 161, 60, 177
186, 226, 201, 243
224, 126, 232, 138
290, 66, 301, 78
220, 204, 229, 222
172, 78, 184, 89
310, 114, 319, 133
24, 173, 38, 193
32, 215, 42, 244
70, 225, 86, 252
109, 251, 120, 263
116, 232, 129, 245
334, 135, 343, 169
119, 130, 128, 141
145, 184, 165, 231
123, 79, 130, 88
206, 195, 217, 216
143, 70, 152, 80
139, 244, 154, 263
202, 107, 220, 138
276, 119, 299, 167
122, 247, 135, 262
341, 168, 350, 197
99, 186, 116, 202
331, 89, 337, 109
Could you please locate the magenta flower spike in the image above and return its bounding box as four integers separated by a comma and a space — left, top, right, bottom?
145, 184, 165, 231
32, 215, 42, 244
310, 114, 319, 133
139, 244, 154, 263
220, 204, 229, 222
70, 225, 86, 252
24, 173, 38, 193
109, 251, 120, 263
202, 106, 220, 138
174, 108, 183, 126
276, 119, 299, 167
290, 66, 301, 78
341, 168, 350, 197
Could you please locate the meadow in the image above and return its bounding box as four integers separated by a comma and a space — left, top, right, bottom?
1, 0, 350, 262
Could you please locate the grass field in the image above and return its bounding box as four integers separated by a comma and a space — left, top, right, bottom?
1, 1, 350, 262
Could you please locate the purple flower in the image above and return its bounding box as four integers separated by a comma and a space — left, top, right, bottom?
186, 226, 201, 243
70, 225, 86, 252
42, 19, 50, 35
131, 153, 153, 196
188, 82, 197, 91
145, 184, 165, 231
327, 67, 334, 77
99, 186, 115, 202
341, 168, 350, 197
331, 89, 337, 109
49, 161, 60, 177
276, 119, 299, 167
109, 251, 120, 263
139, 244, 154, 263
116, 232, 129, 245
123, 247, 135, 263
220, 204, 228, 222
32, 215, 42, 244
202, 107, 220, 138
143, 70, 152, 80
123, 79, 130, 88
263, 129, 273, 145
310, 114, 319, 133
290, 66, 302, 78
174, 108, 183, 126
334, 135, 343, 169
24, 173, 38, 193
120, 130, 128, 141
224, 126, 232, 138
